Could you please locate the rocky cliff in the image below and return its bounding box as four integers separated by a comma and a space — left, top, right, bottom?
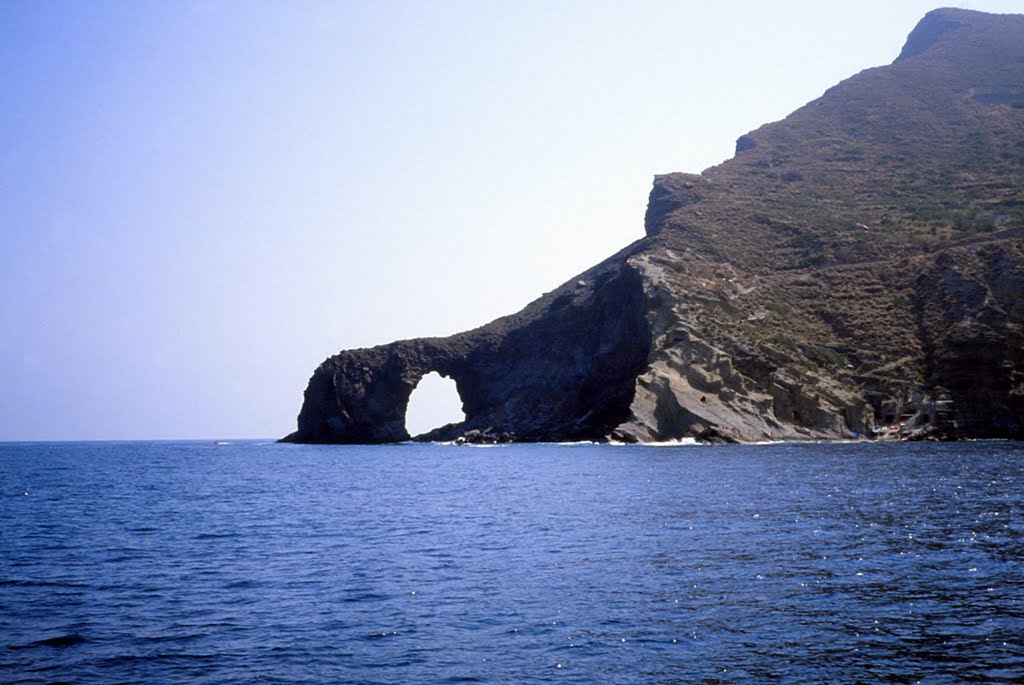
285, 8, 1024, 444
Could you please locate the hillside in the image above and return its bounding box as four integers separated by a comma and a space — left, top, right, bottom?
285, 8, 1024, 444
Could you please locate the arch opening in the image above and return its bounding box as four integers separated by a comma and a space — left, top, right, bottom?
405, 371, 465, 439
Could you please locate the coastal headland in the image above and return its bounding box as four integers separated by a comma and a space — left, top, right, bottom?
285, 9, 1024, 444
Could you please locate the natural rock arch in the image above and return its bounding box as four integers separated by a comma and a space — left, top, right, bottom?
283, 253, 652, 444
405, 372, 465, 439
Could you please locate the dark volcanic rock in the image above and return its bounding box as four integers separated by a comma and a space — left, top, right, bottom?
896, 8, 969, 62
644, 173, 702, 236
285, 9, 1024, 444
916, 238, 1024, 437
285, 247, 651, 444
734, 134, 757, 155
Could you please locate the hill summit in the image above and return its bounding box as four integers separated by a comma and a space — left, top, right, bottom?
286, 8, 1024, 444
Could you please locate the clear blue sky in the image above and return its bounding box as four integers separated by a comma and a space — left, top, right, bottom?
2, 0, 1023, 440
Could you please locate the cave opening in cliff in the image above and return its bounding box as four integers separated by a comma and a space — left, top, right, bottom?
405, 372, 465, 438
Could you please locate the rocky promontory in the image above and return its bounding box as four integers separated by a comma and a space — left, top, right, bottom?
285, 9, 1024, 444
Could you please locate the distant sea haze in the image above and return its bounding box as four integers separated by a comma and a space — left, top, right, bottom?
2, 440, 1022, 683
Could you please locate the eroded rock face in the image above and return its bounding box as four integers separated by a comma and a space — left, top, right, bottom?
916, 238, 1024, 437
896, 8, 969, 62
285, 9, 1024, 444
644, 174, 702, 236
285, 248, 652, 443
612, 251, 873, 443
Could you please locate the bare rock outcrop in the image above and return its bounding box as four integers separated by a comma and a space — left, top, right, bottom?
285, 247, 652, 443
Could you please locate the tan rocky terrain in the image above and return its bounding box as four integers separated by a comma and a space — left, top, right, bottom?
285, 8, 1024, 444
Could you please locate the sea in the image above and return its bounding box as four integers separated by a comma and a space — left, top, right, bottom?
1, 440, 1022, 684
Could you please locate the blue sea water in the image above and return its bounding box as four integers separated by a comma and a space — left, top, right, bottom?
1, 440, 1022, 684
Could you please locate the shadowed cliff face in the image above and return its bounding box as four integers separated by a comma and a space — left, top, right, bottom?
287, 248, 652, 443
896, 7, 969, 61
916, 239, 1024, 437
286, 9, 1024, 444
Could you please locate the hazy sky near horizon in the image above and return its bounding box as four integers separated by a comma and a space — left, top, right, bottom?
3, 0, 1024, 440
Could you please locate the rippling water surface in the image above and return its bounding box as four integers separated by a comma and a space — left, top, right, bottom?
2, 440, 1023, 683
